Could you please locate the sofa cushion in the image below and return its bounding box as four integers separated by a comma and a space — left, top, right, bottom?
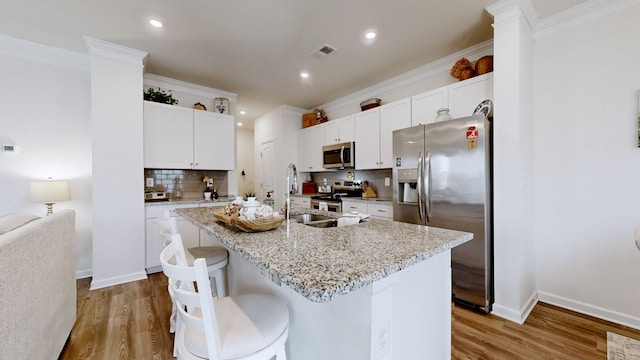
0, 213, 40, 235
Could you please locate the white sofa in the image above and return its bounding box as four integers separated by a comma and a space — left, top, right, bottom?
0, 210, 76, 360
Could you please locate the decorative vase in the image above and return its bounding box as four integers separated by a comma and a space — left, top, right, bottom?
214, 97, 229, 114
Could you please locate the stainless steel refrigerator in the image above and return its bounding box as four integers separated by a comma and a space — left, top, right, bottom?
392, 115, 493, 313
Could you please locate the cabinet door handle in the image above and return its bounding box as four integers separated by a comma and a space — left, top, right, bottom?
377, 209, 386, 213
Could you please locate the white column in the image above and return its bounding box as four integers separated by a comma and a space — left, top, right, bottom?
86, 37, 149, 289
486, 0, 537, 323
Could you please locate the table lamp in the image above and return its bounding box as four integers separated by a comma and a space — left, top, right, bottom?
30, 178, 70, 215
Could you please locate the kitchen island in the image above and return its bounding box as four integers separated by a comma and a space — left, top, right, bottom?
177, 206, 472, 360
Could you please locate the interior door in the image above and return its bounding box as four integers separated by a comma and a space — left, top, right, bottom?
260, 140, 275, 200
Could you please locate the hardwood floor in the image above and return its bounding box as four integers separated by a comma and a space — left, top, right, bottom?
61, 273, 640, 359
452, 303, 640, 359
60, 274, 174, 360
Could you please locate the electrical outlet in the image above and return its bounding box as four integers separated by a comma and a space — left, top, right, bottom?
207, 179, 214, 187
384, 177, 390, 186
375, 318, 391, 359
146, 178, 154, 187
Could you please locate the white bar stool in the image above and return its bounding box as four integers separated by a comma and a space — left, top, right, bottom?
160, 212, 229, 298
161, 234, 289, 360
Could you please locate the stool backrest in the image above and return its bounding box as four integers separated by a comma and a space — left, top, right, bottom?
160, 241, 222, 359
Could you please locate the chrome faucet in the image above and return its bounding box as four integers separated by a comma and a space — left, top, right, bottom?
286, 163, 297, 238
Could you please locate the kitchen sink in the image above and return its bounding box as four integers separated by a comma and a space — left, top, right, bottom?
296, 214, 337, 228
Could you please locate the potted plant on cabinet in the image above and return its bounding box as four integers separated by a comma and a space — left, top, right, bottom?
144, 87, 179, 105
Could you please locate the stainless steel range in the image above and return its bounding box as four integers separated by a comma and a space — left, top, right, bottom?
310, 180, 363, 213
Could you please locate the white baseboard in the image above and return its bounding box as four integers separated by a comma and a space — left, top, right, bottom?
75, 269, 92, 279
89, 271, 148, 290
538, 291, 640, 331
492, 292, 539, 324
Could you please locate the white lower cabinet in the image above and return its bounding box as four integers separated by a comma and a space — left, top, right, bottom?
145, 201, 229, 272
341, 200, 393, 220
342, 201, 367, 214
367, 203, 393, 220
290, 196, 311, 208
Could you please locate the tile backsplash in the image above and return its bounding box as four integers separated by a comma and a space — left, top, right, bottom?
144, 169, 229, 198
308, 168, 393, 199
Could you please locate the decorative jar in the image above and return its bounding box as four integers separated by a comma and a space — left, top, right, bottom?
435, 108, 452, 122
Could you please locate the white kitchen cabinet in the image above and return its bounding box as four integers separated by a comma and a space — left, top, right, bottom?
290, 196, 311, 208
411, 87, 449, 126
379, 98, 411, 168
144, 101, 235, 170
143, 101, 193, 169
324, 114, 355, 145
298, 125, 325, 172
367, 203, 393, 220
193, 110, 235, 170
448, 73, 493, 119
341, 200, 393, 220
355, 99, 411, 170
341, 200, 367, 214
354, 107, 381, 170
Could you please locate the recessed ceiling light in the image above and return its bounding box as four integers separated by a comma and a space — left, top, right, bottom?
300, 72, 310, 79
365, 31, 376, 39
239, 110, 246, 115
237, 122, 243, 126
149, 19, 163, 28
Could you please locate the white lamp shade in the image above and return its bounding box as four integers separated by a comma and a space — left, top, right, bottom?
30, 180, 70, 203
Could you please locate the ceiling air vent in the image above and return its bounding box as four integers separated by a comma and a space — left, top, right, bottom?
311, 44, 338, 59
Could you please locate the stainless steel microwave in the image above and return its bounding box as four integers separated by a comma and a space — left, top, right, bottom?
322, 142, 354, 169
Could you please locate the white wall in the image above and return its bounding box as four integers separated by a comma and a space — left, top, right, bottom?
533, 7, 640, 327
0, 37, 93, 277
236, 127, 255, 196
254, 105, 305, 209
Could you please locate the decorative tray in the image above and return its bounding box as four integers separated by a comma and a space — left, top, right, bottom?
213, 209, 285, 233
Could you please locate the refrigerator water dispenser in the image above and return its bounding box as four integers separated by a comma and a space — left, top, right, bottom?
397, 168, 418, 203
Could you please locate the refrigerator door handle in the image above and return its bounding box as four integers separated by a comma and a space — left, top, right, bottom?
417, 151, 425, 221
425, 151, 432, 222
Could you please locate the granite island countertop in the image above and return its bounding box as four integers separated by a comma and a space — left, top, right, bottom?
176, 207, 472, 302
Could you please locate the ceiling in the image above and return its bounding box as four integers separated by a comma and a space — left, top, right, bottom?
1, 0, 585, 127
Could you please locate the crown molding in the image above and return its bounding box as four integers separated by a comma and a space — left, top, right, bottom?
534, 0, 640, 40
318, 40, 493, 114
143, 73, 237, 99
486, 0, 536, 44
0, 35, 89, 70
84, 36, 147, 66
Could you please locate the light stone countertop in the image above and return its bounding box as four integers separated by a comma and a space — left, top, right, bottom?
176, 206, 472, 302
291, 193, 393, 206
145, 196, 235, 207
